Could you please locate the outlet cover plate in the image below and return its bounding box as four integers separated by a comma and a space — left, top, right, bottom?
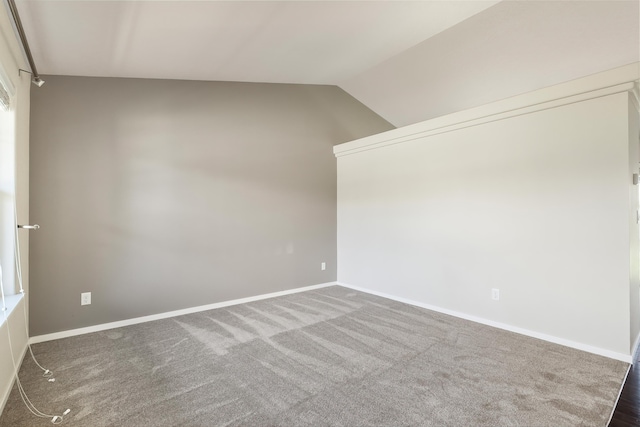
81, 292, 91, 305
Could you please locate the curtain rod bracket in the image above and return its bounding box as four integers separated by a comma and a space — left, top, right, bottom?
8, 0, 44, 88
18, 69, 44, 87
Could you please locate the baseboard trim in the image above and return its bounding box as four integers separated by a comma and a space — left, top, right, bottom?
29, 282, 337, 344
337, 282, 632, 363
30, 280, 633, 362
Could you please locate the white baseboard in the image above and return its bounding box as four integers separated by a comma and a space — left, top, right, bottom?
29, 282, 337, 344
337, 282, 633, 364
30, 280, 633, 363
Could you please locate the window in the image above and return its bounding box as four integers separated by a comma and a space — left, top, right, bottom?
0, 64, 16, 296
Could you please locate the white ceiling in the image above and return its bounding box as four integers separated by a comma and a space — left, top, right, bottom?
14, 0, 500, 85
12, 0, 639, 127
341, 0, 640, 126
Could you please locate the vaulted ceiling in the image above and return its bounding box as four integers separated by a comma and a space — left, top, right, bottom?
14, 0, 499, 84
11, 0, 640, 127
341, 0, 640, 126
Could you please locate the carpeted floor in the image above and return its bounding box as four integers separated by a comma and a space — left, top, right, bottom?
0, 286, 628, 426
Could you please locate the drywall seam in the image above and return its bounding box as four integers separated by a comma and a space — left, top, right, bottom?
338, 282, 632, 363
29, 282, 337, 344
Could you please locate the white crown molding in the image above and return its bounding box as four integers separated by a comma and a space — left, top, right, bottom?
335, 62, 640, 158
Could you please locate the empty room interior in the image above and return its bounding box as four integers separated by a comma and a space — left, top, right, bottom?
0, 0, 639, 426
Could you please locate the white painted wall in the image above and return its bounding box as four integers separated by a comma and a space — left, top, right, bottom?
629, 93, 640, 352
336, 72, 639, 360
0, 298, 28, 411
0, 0, 32, 413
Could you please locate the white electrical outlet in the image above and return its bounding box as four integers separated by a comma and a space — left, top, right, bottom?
491, 288, 500, 301
321, 262, 326, 271
81, 292, 91, 306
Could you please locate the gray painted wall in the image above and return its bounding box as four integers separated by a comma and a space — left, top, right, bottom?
29, 76, 393, 336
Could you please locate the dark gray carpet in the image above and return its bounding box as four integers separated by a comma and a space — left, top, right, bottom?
0, 286, 628, 426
